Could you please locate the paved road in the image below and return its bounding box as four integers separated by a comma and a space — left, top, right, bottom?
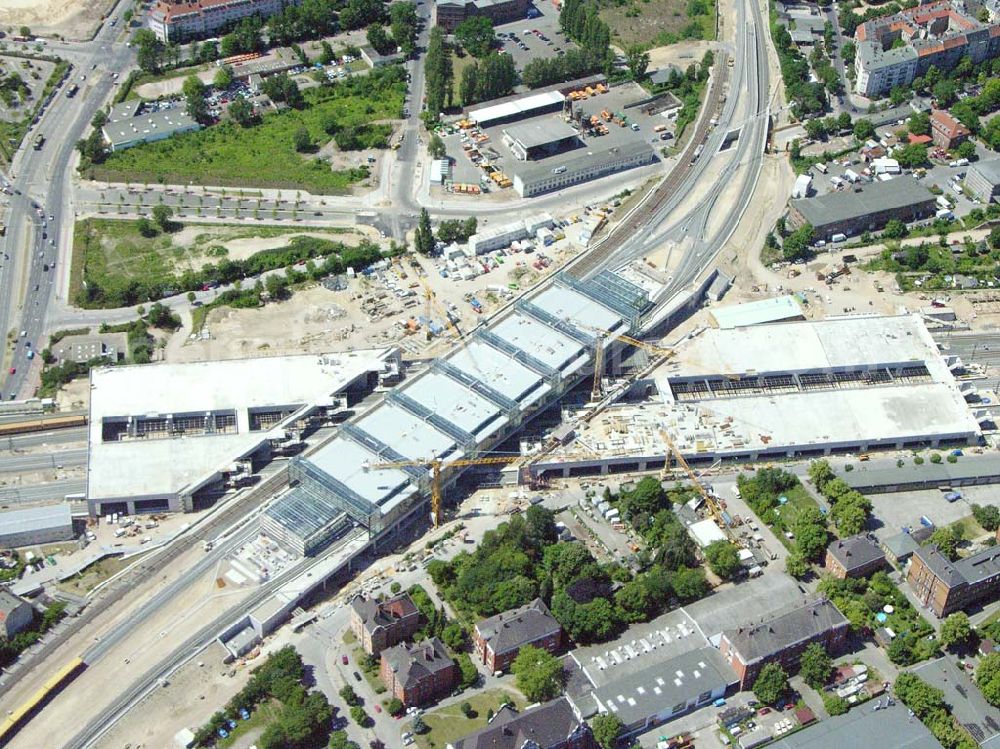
0, 426, 87, 450
935, 331, 1000, 370
0, 447, 86, 473
0, 478, 86, 506
0, 10, 135, 400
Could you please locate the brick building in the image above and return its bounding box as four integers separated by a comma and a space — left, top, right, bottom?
380, 638, 459, 706
148, 0, 294, 42
907, 544, 1000, 617
448, 698, 594, 749
350, 593, 422, 655
825, 534, 887, 579
434, 0, 530, 31
719, 598, 850, 689
930, 110, 971, 150
473, 598, 562, 674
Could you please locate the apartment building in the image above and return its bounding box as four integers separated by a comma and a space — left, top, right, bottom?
853, 1, 1000, 97
825, 534, 887, 579
929, 109, 971, 149
473, 598, 562, 673
379, 638, 459, 706
148, 0, 295, 42
719, 598, 850, 689
349, 593, 422, 655
434, 0, 530, 32
907, 544, 1000, 617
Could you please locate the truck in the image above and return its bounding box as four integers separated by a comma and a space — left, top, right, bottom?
831, 232, 848, 243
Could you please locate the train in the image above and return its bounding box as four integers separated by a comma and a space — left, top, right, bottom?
0, 657, 87, 744
0, 414, 87, 437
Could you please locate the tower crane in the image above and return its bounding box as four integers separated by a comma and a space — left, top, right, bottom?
658, 428, 738, 542
366, 454, 519, 527
418, 275, 463, 341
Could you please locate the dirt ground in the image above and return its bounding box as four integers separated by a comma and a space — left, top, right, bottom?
645, 40, 720, 70
0, 0, 115, 41
54, 375, 90, 411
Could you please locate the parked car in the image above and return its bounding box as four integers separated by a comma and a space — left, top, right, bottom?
353, 671, 362, 682
342, 654, 349, 665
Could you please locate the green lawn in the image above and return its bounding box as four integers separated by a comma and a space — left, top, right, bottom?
769, 485, 822, 548
414, 688, 526, 749
85, 78, 404, 193
949, 515, 987, 542
601, 0, 715, 47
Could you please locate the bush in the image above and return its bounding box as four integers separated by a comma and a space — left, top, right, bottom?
930, 453, 943, 464
823, 693, 849, 715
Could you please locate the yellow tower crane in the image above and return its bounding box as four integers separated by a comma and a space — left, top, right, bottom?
658, 428, 736, 541
367, 454, 519, 527
417, 275, 463, 341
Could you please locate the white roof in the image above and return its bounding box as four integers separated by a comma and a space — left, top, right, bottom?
468, 90, 564, 127
0, 504, 72, 537
688, 519, 728, 548
709, 295, 803, 329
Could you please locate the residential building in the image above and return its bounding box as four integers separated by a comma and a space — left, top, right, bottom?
929, 109, 971, 149
379, 637, 459, 706
448, 698, 594, 749
719, 598, 850, 688
824, 534, 887, 579
580, 648, 737, 738
965, 159, 1000, 203
434, 0, 530, 31
853, 1, 1000, 97
0, 590, 34, 639
102, 104, 202, 152
907, 544, 1000, 617
787, 176, 937, 241
0, 504, 74, 549
148, 0, 295, 42
473, 598, 562, 673
349, 593, 421, 655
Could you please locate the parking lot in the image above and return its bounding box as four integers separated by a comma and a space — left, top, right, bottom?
494, 1, 572, 74
867, 484, 1000, 539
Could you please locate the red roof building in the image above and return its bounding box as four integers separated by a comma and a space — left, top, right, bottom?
930, 109, 971, 150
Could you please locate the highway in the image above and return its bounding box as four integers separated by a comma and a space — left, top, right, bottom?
0, 479, 85, 506
0, 447, 86, 474
0, 426, 87, 450
0, 15, 135, 401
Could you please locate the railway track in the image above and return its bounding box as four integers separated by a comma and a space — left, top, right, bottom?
567, 54, 732, 281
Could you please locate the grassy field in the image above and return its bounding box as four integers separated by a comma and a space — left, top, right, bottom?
70, 218, 353, 304
85, 81, 404, 193
768, 485, 822, 548
601, 0, 716, 48
949, 514, 987, 542
56, 555, 131, 596
414, 688, 526, 749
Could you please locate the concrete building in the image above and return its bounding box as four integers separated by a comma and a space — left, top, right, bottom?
965, 159, 1000, 203
434, 0, 529, 31
448, 698, 594, 749
512, 141, 657, 198
0, 590, 33, 639
908, 544, 1000, 617
839, 456, 1000, 493
584, 648, 737, 738
88, 349, 399, 519
148, 0, 294, 42
473, 598, 562, 673
503, 120, 580, 161
350, 593, 422, 655
930, 109, 971, 149
468, 214, 554, 254
534, 315, 981, 479
824, 534, 887, 579
719, 598, 850, 688
379, 637, 459, 706
853, 1, 1000, 97
787, 177, 937, 241
52, 333, 127, 365
102, 103, 202, 152
0, 504, 74, 549
467, 91, 566, 129
769, 702, 943, 749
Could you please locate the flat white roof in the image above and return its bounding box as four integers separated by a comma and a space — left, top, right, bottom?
664, 314, 943, 379
307, 436, 414, 506
88, 349, 393, 501
356, 403, 458, 462
688, 519, 727, 548
403, 371, 505, 438
532, 285, 622, 334
468, 90, 564, 126
0, 503, 72, 536
709, 295, 803, 329
492, 312, 585, 370
448, 341, 548, 404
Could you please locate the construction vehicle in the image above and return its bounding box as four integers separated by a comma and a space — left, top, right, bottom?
367, 455, 521, 526
601, 110, 612, 121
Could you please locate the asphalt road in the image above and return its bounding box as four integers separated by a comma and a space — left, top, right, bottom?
0, 426, 87, 450
935, 331, 1000, 370
0, 14, 135, 400
0, 478, 86, 506
0, 447, 86, 473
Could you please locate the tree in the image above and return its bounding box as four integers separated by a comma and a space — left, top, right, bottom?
428, 133, 447, 159
972, 504, 1000, 532
367, 23, 394, 56
415, 208, 435, 254
704, 541, 740, 579
908, 111, 930, 137
836, 111, 852, 131
670, 566, 708, 602
786, 548, 809, 578
136, 217, 157, 238
455, 16, 495, 58
229, 97, 255, 127
512, 645, 564, 702
214, 64, 234, 89
799, 642, 832, 689
895, 672, 945, 718
152, 204, 173, 232
134, 29, 165, 73
782, 223, 814, 261
853, 118, 875, 142
625, 45, 650, 81
896, 142, 930, 169
823, 693, 849, 715
457, 652, 479, 688
424, 26, 453, 117
293, 126, 313, 153
929, 527, 961, 561
590, 713, 623, 749
389, 2, 419, 56
956, 140, 977, 161
883, 219, 907, 239
350, 705, 370, 727
940, 612, 971, 650
461, 701, 473, 717
460, 63, 480, 106
978, 653, 1000, 707
752, 663, 788, 706
182, 74, 209, 123
442, 621, 467, 651
339, 685, 360, 707
808, 460, 836, 491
